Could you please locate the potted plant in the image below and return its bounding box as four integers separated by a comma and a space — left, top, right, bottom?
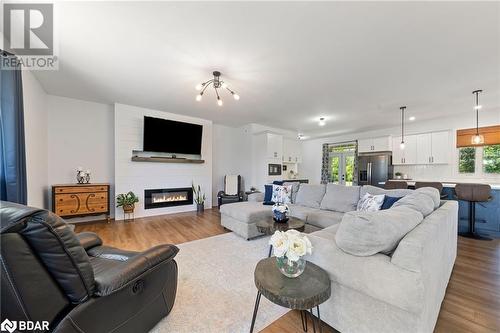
116, 191, 139, 213
192, 182, 206, 213
394, 172, 403, 180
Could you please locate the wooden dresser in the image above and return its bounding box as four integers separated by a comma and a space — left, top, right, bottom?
52, 183, 110, 220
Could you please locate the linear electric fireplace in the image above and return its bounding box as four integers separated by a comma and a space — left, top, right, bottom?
144, 187, 193, 209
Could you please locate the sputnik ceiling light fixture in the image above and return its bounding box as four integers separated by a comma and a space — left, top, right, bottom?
471, 90, 484, 145
399, 106, 407, 150
195, 71, 239, 107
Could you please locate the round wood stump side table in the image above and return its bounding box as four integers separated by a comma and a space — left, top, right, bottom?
256, 217, 306, 257
250, 257, 331, 333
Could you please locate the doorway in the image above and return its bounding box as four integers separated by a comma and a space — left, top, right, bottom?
329, 146, 356, 186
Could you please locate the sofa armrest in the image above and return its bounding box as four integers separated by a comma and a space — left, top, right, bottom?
93, 244, 179, 296
248, 192, 264, 202
77, 232, 103, 250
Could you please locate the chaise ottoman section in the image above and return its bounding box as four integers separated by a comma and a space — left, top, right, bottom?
220, 201, 272, 239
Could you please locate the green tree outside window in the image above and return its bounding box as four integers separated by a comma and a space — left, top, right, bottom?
483, 144, 500, 173
458, 147, 475, 173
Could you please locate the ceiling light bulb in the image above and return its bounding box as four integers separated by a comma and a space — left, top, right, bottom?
400, 141, 405, 150
195, 83, 203, 91
217, 98, 223, 106
474, 105, 482, 110
409, 116, 416, 121
196, 94, 202, 102
318, 117, 326, 126
221, 82, 228, 89
472, 134, 484, 145
233, 94, 240, 100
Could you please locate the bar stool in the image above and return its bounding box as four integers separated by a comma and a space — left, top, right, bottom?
415, 181, 447, 199
385, 180, 408, 189
454, 183, 492, 241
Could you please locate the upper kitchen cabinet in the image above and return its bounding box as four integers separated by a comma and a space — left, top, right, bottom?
265, 133, 283, 161
283, 138, 302, 163
358, 136, 392, 153
394, 130, 450, 165
392, 135, 417, 165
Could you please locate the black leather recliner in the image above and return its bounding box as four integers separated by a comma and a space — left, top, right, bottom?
0, 201, 179, 332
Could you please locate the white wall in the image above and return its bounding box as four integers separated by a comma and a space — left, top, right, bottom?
23, 71, 48, 209
47, 95, 115, 219
212, 124, 252, 204
114, 103, 212, 220
299, 109, 500, 184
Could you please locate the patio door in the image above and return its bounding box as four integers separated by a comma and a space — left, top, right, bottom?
329, 151, 355, 185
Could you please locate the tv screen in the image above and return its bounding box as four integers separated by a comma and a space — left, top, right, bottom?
143, 116, 203, 155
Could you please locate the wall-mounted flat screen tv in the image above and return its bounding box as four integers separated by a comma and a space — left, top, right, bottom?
143, 116, 203, 155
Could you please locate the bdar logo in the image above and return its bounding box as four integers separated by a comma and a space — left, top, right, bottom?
0, 319, 17, 333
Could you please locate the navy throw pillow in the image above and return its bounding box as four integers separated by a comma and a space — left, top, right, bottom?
264, 185, 274, 202
381, 196, 402, 210
272, 181, 284, 185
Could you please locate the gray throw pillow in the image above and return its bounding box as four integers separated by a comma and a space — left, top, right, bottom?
295, 184, 326, 209
320, 184, 361, 213
335, 206, 424, 256
283, 182, 300, 204
360, 185, 414, 198
415, 187, 440, 209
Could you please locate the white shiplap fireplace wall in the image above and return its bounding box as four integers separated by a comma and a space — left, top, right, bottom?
114, 103, 213, 220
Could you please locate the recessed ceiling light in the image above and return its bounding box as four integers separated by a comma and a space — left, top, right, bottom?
318, 117, 326, 126
409, 116, 416, 121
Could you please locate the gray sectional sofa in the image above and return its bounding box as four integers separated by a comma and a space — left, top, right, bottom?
219, 183, 458, 333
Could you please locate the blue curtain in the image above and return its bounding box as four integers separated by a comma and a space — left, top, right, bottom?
0, 51, 27, 204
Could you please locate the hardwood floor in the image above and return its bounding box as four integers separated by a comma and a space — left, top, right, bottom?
75, 209, 500, 333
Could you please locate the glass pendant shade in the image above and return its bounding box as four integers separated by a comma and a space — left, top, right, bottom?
471, 134, 484, 145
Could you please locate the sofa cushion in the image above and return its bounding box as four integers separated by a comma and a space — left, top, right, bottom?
308, 225, 424, 314
306, 210, 344, 229
335, 206, 424, 256
295, 184, 326, 209
219, 201, 271, 223
361, 185, 413, 198
320, 184, 360, 213
264, 185, 274, 203
392, 192, 435, 217
415, 187, 440, 209
356, 193, 385, 212
283, 182, 300, 204
288, 204, 318, 221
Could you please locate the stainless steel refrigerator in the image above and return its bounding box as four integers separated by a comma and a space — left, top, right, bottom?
357, 153, 393, 187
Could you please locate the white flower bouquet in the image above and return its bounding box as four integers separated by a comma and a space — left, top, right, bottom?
269, 230, 313, 277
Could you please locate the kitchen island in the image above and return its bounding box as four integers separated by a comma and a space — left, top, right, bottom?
378, 179, 500, 238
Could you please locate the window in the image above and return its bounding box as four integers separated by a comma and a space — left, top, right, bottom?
483, 144, 500, 173
458, 147, 475, 173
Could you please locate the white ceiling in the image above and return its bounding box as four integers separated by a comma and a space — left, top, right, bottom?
32, 1, 500, 138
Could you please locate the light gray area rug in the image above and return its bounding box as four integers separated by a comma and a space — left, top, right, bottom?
150, 233, 289, 333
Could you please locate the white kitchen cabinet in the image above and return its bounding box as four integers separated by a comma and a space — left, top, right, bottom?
358, 136, 392, 153
416, 133, 432, 164
430, 131, 450, 164
283, 138, 302, 163
393, 131, 450, 165
392, 135, 417, 165
266, 133, 283, 161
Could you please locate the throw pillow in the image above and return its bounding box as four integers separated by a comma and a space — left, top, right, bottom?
381, 196, 402, 210
356, 193, 385, 212
263, 185, 274, 204
271, 184, 292, 204
273, 181, 284, 185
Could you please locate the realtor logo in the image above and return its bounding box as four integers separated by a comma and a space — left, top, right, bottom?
0, 319, 16, 333
3, 3, 53, 55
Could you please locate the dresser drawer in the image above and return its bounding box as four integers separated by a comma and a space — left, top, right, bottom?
54, 192, 108, 217
54, 185, 108, 194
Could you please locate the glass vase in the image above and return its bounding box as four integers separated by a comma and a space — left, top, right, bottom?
276, 256, 306, 278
